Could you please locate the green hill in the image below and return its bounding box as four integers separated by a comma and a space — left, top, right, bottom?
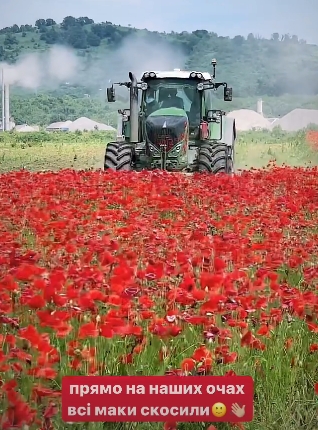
1, 16, 318, 126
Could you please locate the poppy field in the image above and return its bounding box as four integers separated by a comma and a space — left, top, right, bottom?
0, 131, 318, 430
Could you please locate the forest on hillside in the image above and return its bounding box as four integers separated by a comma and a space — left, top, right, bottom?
1, 16, 318, 126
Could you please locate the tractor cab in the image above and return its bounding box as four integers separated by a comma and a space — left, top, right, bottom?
141, 73, 205, 139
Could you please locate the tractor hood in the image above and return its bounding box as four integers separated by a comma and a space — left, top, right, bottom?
145, 107, 189, 153
149, 107, 187, 118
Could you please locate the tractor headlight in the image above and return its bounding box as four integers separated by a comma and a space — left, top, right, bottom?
143, 72, 149, 79
141, 82, 148, 90
190, 72, 197, 78
197, 83, 204, 90
149, 72, 156, 78
123, 109, 130, 116
196, 73, 203, 79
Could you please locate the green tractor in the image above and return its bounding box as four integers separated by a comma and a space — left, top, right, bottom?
105, 59, 236, 173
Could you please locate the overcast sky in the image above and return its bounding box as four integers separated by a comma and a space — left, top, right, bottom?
0, 0, 317, 44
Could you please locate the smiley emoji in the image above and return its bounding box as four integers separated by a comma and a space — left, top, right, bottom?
211, 402, 227, 418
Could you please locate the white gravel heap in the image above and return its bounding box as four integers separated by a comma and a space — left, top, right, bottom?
227, 109, 271, 131
15, 125, 36, 132
273, 109, 318, 132
46, 120, 73, 130
68, 117, 115, 132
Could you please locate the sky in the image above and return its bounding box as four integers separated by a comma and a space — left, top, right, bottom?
0, 0, 317, 44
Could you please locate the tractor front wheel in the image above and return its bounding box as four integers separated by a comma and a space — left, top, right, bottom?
197, 142, 234, 174
104, 141, 134, 171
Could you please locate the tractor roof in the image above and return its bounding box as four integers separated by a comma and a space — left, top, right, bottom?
142, 70, 212, 80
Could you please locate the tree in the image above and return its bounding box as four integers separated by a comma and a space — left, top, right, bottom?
4, 34, 19, 46
61, 16, 77, 30
46, 18, 56, 26
11, 24, 20, 33
76, 17, 94, 26
233, 35, 244, 46
45, 28, 60, 44
281, 34, 290, 42
66, 26, 87, 49
91, 24, 105, 38
192, 30, 209, 38
35, 19, 46, 28
87, 32, 101, 47
271, 33, 279, 41
0, 26, 10, 34
91, 23, 118, 40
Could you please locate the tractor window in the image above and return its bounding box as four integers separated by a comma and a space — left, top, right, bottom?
143, 78, 201, 127
177, 88, 191, 112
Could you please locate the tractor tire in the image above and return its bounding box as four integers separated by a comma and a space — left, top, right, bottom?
197, 142, 234, 174
104, 141, 133, 171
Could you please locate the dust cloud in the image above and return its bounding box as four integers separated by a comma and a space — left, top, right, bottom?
104, 35, 186, 81
0, 35, 186, 97
0, 46, 80, 89
76, 34, 187, 96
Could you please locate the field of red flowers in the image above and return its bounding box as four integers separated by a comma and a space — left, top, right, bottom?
0, 166, 318, 430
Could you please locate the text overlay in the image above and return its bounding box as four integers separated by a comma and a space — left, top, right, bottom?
62, 376, 254, 422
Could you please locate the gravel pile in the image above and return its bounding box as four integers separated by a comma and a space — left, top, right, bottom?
227, 109, 271, 131
15, 125, 36, 132
46, 120, 73, 130
68, 117, 115, 132
273, 109, 318, 132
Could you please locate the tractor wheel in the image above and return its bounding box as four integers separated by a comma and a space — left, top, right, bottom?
104, 141, 133, 171
197, 142, 234, 174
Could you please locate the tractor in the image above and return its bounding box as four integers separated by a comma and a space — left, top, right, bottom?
104, 59, 236, 173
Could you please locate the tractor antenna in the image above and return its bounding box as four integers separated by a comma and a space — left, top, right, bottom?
211, 59, 217, 79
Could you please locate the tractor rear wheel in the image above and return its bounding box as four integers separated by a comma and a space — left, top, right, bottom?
197, 142, 234, 174
104, 141, 133, 171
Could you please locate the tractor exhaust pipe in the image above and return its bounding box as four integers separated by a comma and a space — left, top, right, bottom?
129, 72, 139, 143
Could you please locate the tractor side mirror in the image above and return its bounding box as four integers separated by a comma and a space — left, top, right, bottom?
224, 86, 232, 101
107, 86, 116, 102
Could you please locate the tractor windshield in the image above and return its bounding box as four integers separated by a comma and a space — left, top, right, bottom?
143, 78, 201, 126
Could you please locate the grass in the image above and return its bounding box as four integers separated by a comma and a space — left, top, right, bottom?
0, 129, 318, 430
235, 129, 318, 170
0, 129, 317, 173
0, 131, 115, 172
235, 141, 315, 169
0, 30, 47, 54
0, 140, 106, 171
